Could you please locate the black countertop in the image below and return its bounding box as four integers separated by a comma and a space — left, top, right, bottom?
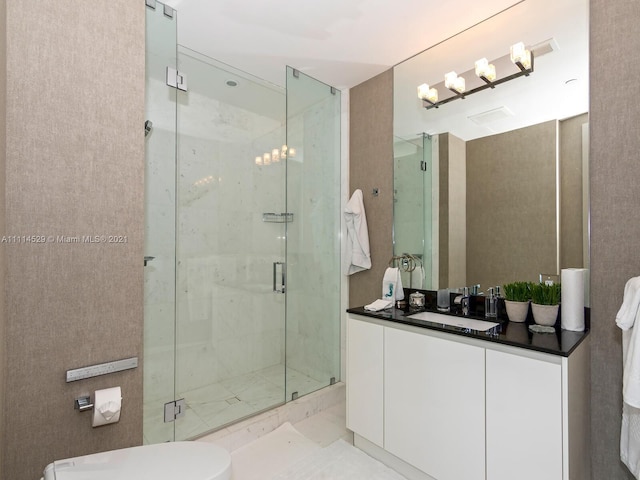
347, 296, 590, 357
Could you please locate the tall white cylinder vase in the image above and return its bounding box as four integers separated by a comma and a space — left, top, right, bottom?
561, 268, 586, 331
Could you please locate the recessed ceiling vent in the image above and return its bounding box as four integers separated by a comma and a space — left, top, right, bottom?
531, 38, 559, 58
468, 106, 514, 126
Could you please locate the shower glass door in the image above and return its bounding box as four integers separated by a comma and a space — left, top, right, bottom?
284, 67, 341, 400
143, 3, 177, 444
173, 47, 287, 440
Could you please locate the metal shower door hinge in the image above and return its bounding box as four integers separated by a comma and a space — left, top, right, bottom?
164, 398, 186, 422
166, 67, 188, 92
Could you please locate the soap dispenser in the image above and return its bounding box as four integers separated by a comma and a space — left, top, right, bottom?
485, 287, 497, 318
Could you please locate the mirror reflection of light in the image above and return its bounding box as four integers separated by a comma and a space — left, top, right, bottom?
253, 145, 295, 166
193, 175, 222, 188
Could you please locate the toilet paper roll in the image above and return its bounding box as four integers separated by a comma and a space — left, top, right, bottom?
92, 386, 122, 428
561, 268, 586, 331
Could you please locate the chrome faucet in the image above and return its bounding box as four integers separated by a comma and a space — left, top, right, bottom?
461, 287, 470, 316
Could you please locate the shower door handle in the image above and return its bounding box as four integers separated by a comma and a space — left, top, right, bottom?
273, 262, 286, 294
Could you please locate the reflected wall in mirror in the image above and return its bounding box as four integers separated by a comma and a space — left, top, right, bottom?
393, 0, 589, 299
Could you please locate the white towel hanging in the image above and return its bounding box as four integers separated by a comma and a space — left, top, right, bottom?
382, 267, 404, 301
618, 276, 640, 478
343, 189, 371, 275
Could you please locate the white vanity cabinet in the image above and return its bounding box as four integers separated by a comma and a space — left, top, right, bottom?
346, 317, 384, 447
486, 349, 562, 480
346, 313, 590, 480
385, 327, 486, 480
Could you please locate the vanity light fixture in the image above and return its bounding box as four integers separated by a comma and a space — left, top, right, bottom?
475, 58, 497, 83
418, 42, 534, 110
444, 71, 466, 94
510, 41, 532, 70
417, 83, 438, 104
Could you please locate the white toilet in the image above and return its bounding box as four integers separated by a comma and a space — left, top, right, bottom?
41, 441, 232, 480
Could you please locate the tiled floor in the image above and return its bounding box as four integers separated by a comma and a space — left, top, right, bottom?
220, 403, 407, 480
188, 383, 409, 479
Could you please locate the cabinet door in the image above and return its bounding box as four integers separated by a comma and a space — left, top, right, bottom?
346, 317, 384, 447
486, 349, 562, 480
385, 328, 486, 480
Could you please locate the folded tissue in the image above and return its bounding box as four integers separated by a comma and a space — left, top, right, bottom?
364, 299, 394, 312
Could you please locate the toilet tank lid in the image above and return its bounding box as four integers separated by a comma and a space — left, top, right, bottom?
43, 442, 231, 480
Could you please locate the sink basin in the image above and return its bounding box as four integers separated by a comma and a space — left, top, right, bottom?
407, 311, 499, 332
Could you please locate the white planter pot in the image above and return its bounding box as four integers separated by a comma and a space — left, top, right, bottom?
504, 300, 530, 323
531, 303, 559, 326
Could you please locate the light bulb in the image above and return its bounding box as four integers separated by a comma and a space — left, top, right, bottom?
417, 83, 430, 99
453, 76, 465, 94
418, 83, 438, 103
510, 42, 532, 69
444, 71, 458, 89
475, 58, 496, 81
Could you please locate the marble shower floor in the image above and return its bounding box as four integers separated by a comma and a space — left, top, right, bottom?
144, 364, 328, 444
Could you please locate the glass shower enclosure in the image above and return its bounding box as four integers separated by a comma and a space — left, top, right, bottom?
144, 3, 341, 443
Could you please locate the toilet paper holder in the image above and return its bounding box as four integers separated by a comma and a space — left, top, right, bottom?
75, 396, 94, 412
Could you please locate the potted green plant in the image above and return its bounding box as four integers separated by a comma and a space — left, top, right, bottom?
502, 281, 532, 323
530, 282, 561, 326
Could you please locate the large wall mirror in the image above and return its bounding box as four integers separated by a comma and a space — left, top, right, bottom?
392, 0, 589, 299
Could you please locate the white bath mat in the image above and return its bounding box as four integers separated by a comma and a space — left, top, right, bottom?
230, 422, 321, 480
272, 438, 408, 480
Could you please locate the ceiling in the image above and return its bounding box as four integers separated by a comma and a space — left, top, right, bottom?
162, 0, 533, 90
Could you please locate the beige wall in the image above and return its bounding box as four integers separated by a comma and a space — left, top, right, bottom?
436, 133, 467, 288
437, 134, 450, 287
0, 0, 6, 478
2, 2, 145, 479
560, 113, 588, 269
466, 121, 557, 289
447, 134, 466, 288
590, 0, 640, 478
348, 70, 393, 307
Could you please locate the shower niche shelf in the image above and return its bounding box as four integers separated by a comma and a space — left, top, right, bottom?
262, 212, 294, 223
